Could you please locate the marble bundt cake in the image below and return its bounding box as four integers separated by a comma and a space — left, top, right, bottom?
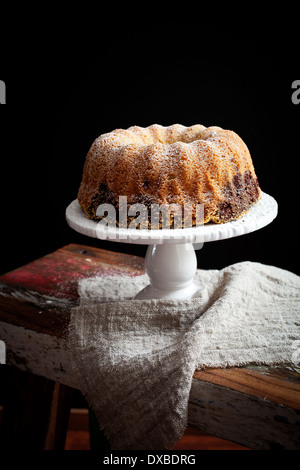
77, 124, 260, 228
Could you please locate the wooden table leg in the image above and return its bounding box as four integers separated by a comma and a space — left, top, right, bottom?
0, 367, 73, 449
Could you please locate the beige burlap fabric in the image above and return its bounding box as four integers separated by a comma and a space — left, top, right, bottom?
69, 261, 300, 450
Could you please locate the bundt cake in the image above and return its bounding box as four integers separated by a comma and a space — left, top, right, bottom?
77, 124, 261, 228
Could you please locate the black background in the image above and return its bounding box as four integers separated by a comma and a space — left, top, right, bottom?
1, 17, 299, 277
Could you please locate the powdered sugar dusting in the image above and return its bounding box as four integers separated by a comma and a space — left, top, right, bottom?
77, 123, 261, 224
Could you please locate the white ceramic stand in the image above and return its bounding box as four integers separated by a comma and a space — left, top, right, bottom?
66, 192, 278, 300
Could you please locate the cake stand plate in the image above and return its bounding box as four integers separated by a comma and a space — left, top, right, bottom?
66, 192, 278, 300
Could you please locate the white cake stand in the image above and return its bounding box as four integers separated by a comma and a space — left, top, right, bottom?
66, 191, 278, 300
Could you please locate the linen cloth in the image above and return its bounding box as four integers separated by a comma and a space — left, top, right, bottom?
69, 261, 300, 450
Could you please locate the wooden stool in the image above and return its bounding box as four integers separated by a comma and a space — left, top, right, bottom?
0, 244, 299, 449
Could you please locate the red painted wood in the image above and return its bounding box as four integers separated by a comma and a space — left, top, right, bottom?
0, 244, 145, 337
0, 244, 145, 300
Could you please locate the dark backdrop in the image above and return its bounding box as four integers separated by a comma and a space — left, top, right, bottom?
1, 21, 299, 277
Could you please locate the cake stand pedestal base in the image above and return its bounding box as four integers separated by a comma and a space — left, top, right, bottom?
136, 243, 199, 300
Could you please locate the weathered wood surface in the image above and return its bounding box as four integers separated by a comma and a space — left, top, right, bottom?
0, 244, 144, 337
190, 367, 300, 450
0, 243, 299, 449
189, 377, 300, 450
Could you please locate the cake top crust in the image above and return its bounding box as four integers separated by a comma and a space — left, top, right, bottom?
78, 124, 260, 225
